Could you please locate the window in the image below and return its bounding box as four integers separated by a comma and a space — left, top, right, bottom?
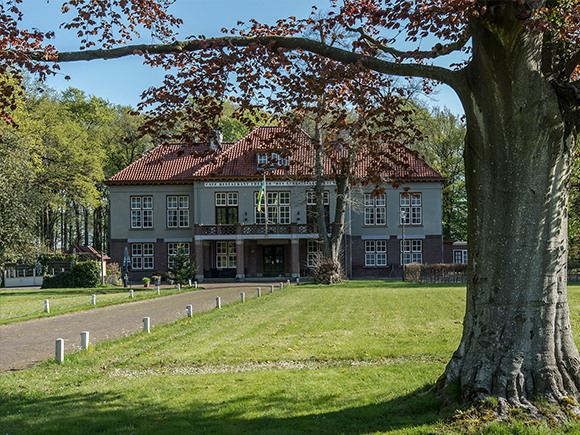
132, 243, 154, 270
167, 196, 189, 228
257, 153, 289, 168
365, 240, 387, 266
364, 194, 386, 226
254, 191, 291, 224
131, 196, 153, 228
454, 250, 468, 264
307, 191, 330, 225
216, 241, 236, 268
401, 239, 422, 264
400, 193, 422, 226
167, 243, 190, 268
307, 239, 320, 267
215, 192, 238, 224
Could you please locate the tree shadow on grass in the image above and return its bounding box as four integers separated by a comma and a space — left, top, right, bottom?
1, 383, 448, 434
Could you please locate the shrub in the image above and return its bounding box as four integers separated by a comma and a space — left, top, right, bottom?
72, 261, 100, 287
42, 271, 74, 289
41, 260, 100, 288
107, 262, 122, 286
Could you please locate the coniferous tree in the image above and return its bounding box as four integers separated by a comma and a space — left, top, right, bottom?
163, 245, 197, 286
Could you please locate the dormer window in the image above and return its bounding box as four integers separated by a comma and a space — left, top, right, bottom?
257, 153, 289, 168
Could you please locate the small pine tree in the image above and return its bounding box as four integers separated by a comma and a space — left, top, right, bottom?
163, 245, 197, 285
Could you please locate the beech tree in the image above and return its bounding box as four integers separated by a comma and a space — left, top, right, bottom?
6, 0, 580, 408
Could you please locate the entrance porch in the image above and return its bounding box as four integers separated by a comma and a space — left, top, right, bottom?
193, 223, 317, 282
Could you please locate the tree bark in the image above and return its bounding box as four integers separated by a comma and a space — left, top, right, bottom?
437, 6, 580, 405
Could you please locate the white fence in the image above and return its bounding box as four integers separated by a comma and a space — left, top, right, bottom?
3, 268, 43, 288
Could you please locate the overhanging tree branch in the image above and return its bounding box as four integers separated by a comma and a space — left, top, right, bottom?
25, 35, 458, 88
346, 25, 471, 62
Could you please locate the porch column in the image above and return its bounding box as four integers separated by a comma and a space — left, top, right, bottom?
194, 239, 204, 283
290, 239, 300, 278
236, 239, 245, 281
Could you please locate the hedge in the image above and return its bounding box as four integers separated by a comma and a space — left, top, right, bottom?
405, 263, 467, 283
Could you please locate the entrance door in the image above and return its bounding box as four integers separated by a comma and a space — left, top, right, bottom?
263, 246, 285, 277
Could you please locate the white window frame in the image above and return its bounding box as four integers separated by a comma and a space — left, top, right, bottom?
167, 195, 190, 228
131, 243, 154, 270
257, 153, 290, 167
365, 240, 387, 267
307, 239, 320, 267
131, 196, 153, 229
401, 239, 422, 265
307, 191, 330, 205
453, 249, 468, 264
254, 191, 291, 224
364, 193, 386, 226
216, 241, 236, 269
400, 193, 422, 226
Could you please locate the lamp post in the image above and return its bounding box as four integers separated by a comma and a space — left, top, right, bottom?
400, 210, 407, 282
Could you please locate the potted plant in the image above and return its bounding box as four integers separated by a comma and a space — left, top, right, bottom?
142, 277, 151, 287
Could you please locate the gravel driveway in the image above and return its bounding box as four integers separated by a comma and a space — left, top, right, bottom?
0, 283, 271, 374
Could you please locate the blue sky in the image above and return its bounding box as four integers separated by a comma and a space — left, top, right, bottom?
19, 0, 464, 115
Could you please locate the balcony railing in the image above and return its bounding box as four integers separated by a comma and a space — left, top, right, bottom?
195, 223, 318, 236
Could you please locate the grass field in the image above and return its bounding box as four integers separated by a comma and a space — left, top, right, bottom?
0, 285, 196, 325
2, 281, 580, 434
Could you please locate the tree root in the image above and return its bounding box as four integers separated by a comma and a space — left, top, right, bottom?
446, 396, 580, 431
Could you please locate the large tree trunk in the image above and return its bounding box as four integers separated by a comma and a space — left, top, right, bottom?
437, 6, 580, 406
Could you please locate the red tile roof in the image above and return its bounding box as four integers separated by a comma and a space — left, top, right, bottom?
106, 126, 443, 184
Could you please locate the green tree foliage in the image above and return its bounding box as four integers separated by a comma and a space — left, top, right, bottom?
101, 105, 153, 177
411, 105, 467, 240
218, 101, 275, 142
163, 245, 198, 286
0, 131, 39, 264
0, 84, 150, 262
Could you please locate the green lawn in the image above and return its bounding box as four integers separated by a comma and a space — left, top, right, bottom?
0, 285, 195, 325
2, 281, 580, 434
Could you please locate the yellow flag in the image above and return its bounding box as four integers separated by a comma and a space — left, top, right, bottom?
257, 177, 265, 211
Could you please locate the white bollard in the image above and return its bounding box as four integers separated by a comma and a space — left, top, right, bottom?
241, 292, 245, 303
55, 338, 64, 363
130, 289, 134, 298
287, 279, 290, 286
177, 283, 181, 292
157, 287, 160, 295
272, 284, 276, 293
143, 317, 151, 333
257, 287, 261, 297
92, 294, 96, 305
81, 331, 89, 350
187, 304, 193, 318
216, 297, 221, 309
194, 282, 198, 288
44, 299, 50, 313
188, 279, 192, 286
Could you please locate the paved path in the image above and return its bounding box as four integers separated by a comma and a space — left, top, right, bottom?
0, 283, 269, 374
